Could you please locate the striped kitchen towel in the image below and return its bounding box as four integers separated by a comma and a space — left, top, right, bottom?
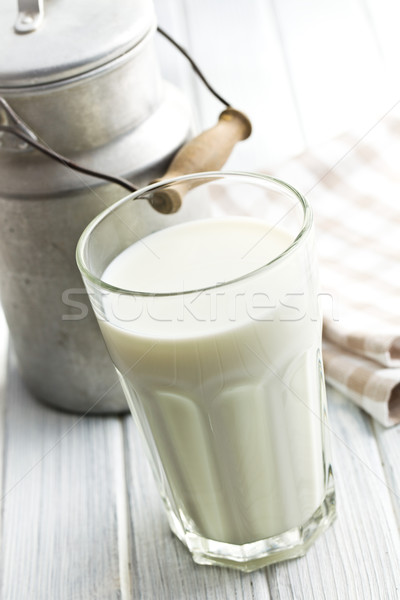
274, 105, 400, 427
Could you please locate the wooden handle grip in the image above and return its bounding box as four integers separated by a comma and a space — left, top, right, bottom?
150, 108, 252, 213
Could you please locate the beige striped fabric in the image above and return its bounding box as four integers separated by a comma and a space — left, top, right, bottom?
274, 107, 400, 426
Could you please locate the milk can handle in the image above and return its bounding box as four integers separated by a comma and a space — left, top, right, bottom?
14, 0, 44, 34
151, 109, 252, 214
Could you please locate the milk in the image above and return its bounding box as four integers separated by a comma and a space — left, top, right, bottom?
100, 217, 327, 546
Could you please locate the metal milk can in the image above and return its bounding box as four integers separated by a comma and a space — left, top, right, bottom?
0, 0, 192, 413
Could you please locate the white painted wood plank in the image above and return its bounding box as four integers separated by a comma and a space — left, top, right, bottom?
272, 0, 398, 146
123, 415, 272, 599
0, 308, 9, 550
155, 0, 306, 169
266, 386, 400, 600
0, 352, 129, 600
372, 420, 400, 529
362, 0, 400, 83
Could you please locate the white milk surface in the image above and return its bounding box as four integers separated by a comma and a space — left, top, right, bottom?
100, 217, 326, 545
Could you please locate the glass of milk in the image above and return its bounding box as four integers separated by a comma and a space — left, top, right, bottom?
76, 172, 336, 571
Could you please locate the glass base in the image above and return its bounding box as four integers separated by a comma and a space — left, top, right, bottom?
167, 485, 336, 573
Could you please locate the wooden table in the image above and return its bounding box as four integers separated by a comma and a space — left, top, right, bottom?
2, 1, 400, 597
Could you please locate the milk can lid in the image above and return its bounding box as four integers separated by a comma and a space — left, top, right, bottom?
0, 0, 156, 88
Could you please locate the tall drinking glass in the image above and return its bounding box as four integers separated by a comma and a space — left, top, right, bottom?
76, 172, 335, 571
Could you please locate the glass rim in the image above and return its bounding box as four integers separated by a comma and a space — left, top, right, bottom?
76, 170, 313, 297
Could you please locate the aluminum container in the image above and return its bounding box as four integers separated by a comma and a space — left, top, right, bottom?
0, 0, 192, 413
